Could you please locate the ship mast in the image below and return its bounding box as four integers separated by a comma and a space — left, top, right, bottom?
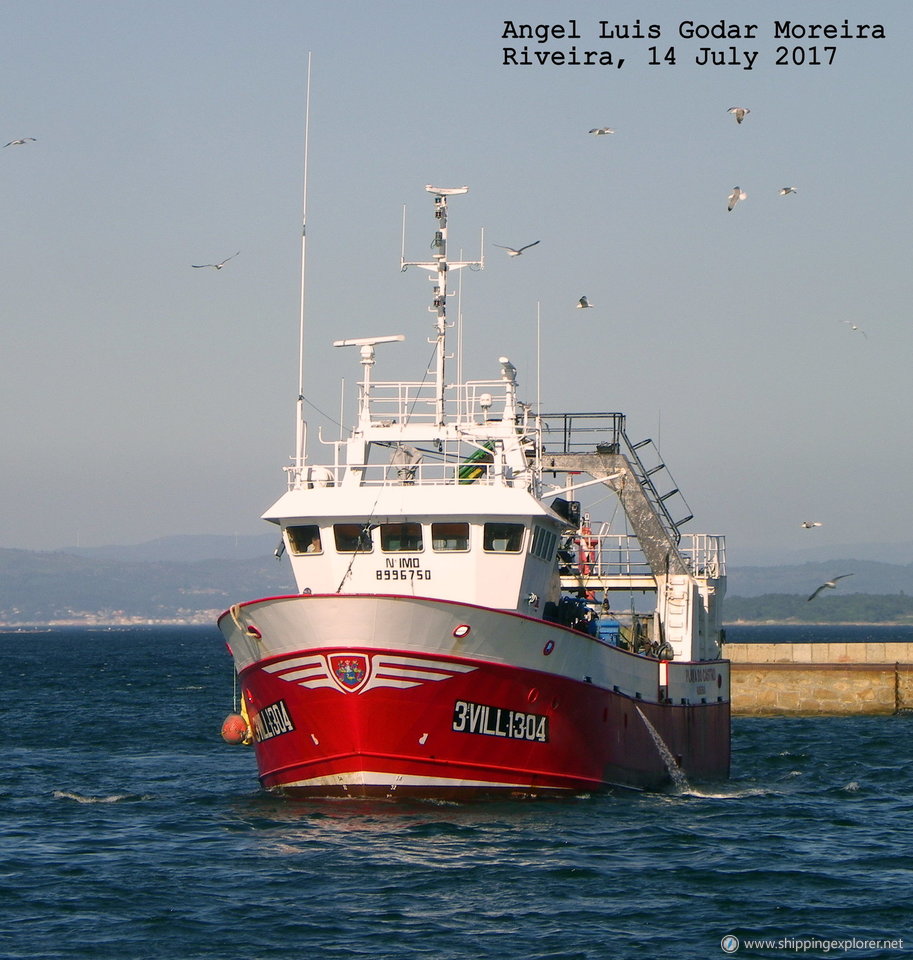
401, 186, 483, 425
294, 53, 313, 471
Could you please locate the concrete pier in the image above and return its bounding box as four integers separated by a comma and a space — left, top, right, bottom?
724, 642, 913, 716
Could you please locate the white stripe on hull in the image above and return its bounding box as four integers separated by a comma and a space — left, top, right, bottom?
276, 771, 573, 791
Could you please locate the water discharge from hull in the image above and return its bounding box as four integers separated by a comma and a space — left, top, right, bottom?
635, 706, 690, 792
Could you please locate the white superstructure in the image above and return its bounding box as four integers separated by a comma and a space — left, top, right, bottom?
262, 185, 725, 662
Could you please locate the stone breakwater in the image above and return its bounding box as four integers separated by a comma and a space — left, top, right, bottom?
725, 642, 913, 716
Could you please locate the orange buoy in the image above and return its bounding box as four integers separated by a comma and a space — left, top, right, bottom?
220, 713, 250, 745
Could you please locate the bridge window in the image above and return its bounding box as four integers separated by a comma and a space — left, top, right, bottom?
287, 524, 322, 555
380, 522, 423, 552
431, 522, 469, 551
483, 522, 525, 553
333, 524, 373, 553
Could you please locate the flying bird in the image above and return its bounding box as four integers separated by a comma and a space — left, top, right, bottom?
779, 186, 798, 196
800, 521, 823, 529
842, 321, 868, 339
493, 241, 540, 257
807, 574, 853, 602
728, 107, 750, 124
3, 138, 36, 147
588, 127, 615, 135
576, 296, 594, 309
192, 251, 240, 270
727, 187, 747, 212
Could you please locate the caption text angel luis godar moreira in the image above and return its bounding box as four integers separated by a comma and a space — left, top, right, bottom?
501, 18, 886, 70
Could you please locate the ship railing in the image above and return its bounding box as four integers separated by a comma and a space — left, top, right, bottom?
562, 531, 727, 582
680, 533, 727, 579
536, 412, 627, 454
358, 378, 518, 426
565, 532, 654, 582
536, 412, 692, 544
286, 458, 523, 489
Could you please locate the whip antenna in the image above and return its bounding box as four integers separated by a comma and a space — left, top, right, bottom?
295, 52, 313, 470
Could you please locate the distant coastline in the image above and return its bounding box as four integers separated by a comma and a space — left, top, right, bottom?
0, 614, 222, 629
3, 539, 912, 628
3, 615, 912, 630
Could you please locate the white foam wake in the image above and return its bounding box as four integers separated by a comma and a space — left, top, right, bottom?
52, 789, 137, 804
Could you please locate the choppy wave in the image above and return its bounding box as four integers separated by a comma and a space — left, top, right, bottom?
1, 625, 911, 960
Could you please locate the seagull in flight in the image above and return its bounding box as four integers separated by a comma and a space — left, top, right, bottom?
779, 186, 798, 196
192, 251, 240, 270
728, 107, 750, 124
727, 187, 747, 212
842, 321, 868, 339
493, 241, 540, 257
807, 574, 853, 602
576, 296, 594, 309
589, 127, 615, 135
800, 521, 823, 529
3, 138, 36, 147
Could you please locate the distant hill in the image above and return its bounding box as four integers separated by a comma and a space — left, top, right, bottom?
729, 539, 913, 566
726, 560, 913, 598
1, 536, 912, 626
59, 533, 281, 563
724, 593, 913, 624
0, 545, 295, 625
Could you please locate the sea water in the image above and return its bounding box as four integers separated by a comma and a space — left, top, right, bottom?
1, 625, 911, 960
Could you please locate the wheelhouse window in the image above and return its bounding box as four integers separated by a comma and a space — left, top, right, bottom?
483, 522, 525, 553
287, 524, 322, 555
431, 522, 469, 552
530, 525, 557, 562
333, 523, 373, 553
379, 522, 423, 552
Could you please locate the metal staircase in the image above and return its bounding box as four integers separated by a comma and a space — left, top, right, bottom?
537, 413, 692, 544
535, 412, 726, 661
623, 435, 693, 542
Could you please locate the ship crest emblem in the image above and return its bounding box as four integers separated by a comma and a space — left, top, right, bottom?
263, 652, 478, 695
329, 654, 369, 692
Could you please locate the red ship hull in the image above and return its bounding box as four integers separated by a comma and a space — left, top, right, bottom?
220, 594, 730, 799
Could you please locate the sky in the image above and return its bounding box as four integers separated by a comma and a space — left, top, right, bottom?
1, 0, 911, 565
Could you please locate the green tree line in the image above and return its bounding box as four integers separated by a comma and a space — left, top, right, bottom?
725, 593, 913, 624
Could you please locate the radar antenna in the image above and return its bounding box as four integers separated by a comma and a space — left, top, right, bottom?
401, 186, 483, 425
333, 335, 406, 429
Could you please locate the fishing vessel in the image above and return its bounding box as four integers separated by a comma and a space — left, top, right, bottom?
218, 185, 730, 798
